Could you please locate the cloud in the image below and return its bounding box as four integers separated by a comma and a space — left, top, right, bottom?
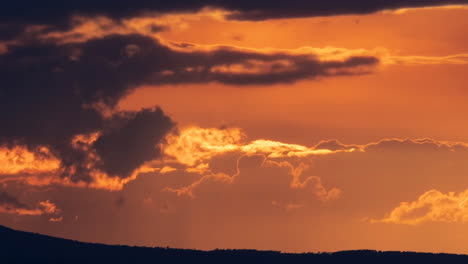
49, 216, 64, 222
0, 32, 379, 190
386, 54, 468, 65
0, 191, 60, 217
0, 191, 36, 215
363, 138, 468, 152
157, 127, 355, 206
1, 1, 466, 39
0, 32, 179, 188
0, 138, 168, 191
164, 154, 341, 208
0, 109, 173, 190
163, 127, 468, 176
160, 127, 468, 219
313, 139, 359, 151
373, 189, 468, 225
383, 4, 468, 14
155, 126, 346, 207
5, 125, 468, 250
93, 108, 173, 177
164, 126, 357, 170
0, 145, 60, 175
222, 1, 468, 20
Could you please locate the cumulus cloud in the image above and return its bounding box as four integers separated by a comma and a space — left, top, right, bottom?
160, 127, 468, 220
164, 154, 341, 210
373, 189, 468, 225
152, 126, 347, 207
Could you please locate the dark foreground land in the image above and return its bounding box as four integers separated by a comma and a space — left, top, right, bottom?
0, 225, 466, 264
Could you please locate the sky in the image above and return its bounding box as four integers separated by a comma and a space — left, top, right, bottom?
1, 0, 468, 254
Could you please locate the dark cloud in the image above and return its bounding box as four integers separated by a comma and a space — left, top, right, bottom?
0, 23, 27, 41
222, 0, 468, 20
0, 35, 175, 183
2, 1, 466, 41
0, 191, 27, 210
94, 108, 173, 177
0, 31, 376, 184
147, 24, 169, 33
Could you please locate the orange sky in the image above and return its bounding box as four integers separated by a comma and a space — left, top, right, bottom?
2, 5, 468, 254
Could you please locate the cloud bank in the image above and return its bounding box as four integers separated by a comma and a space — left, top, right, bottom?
2, 1, 467, 35
0, 30, 381, 190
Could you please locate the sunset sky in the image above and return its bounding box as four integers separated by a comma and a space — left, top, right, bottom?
2, 0, 468, 254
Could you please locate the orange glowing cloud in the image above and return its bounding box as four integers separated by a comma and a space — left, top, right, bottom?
163, 127, 468, 179
39, 200, 60, 215
0, 133, 162, 191
164, 126, 244, 167
384, 4, 468, 14
62, 132, 172, 191
39, 9, 228, 44
26, 10, 468, 72
385, 53, 468, 65
164, 126, 356, 171
162, 127, 345, 203
4, 125, 468, 204
49, 216, 64, 223
0, 206, 42, 216
161, 127, 468, 218
0, 146, 60, 175
374, 189, 468, 225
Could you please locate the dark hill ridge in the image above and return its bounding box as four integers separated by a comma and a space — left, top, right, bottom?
0, 225, 467, 264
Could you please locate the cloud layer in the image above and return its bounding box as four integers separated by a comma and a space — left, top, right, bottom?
2, 1, 467, 37
4, 125, 468, 251
0, 30, 381, 190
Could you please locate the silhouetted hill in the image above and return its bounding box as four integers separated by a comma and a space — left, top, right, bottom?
1, 224, 467, 263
